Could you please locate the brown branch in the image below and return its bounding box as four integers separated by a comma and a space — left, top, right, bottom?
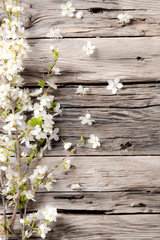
8, 97, 21, 231
0, 170, 7, 237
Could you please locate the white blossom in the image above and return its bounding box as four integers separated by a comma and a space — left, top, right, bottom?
79, 113, 94, 126
52, 66, 60, 75
20, 218, 25, 224
22, 190, 35, 201
106, 78, 123, 95
46, 28, 62, 38
83, 41, 95, 56
37, 94, 54, 108
31, 125, 47, 140
46, 80, 57, 89
30, 88, 42, 97
38, 223, 51, 239
64, 142, 72, 150
40, 205, 59, 222
61, 2, 75, 17
52, 128, 59, 141
54, 103, 62, 116
76, 85, 89, 95
45, 182, 53, 191
88, 134, 100, 148
64, 160, 71, 170
76, 11, 83, 19
71, 183, 83, 191
117, 13, 133, 24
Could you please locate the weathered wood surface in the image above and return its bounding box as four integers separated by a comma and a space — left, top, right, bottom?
23, 156, 160, 192
4, 0, 158, 38
22, 37, 160, 84
1, 0, 160, 239
2, 156, 160, 214
10, 214, 160, 239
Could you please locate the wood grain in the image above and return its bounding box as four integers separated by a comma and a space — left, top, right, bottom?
1, 0, 160, 239
19, 156, 160, 192
0, 0, 156, 38
21, 191, 160, 213
9, 214, 160, 240
22, 37, 160, 85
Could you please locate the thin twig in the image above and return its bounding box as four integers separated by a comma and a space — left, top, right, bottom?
0, 170, 7, 237
8, 97, 21, 231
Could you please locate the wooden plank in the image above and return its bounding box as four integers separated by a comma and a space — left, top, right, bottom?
51, 84, 160, 108
21, 7, 160, 38
3, 84, 159, 155
23, 0, 160, 11
19, 83, 160, 155
0, 0, 156, 38
3, 191, 160, 214
20, 156, 160, 191
27, 191, 160, 213
22, 37, 160, 84
10, 214, 160, 239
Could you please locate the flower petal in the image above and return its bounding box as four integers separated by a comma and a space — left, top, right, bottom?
117, 83, 123, 89
112, 87, 117, 94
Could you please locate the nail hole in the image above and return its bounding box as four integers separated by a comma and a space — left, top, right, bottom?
137, 56, 144, 61
120, 141, 132, 150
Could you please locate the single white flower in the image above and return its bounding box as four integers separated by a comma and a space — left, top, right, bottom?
83, 41, 95, 56
64, 142, 72, 150
45, 182, 53, 191
52, 128, 59, 141
37, 165, 48, 175
38, 223, 51, 239
22, 190, 35, 201
46, 28, 62, 38
31, 125, 47, 140
0, 166, 7, 171
37, 94, 54, 108
76, 85, 89, 95
88, 134, 100, 148
54, 103, 62, 116
61, 2, 75, 17
30, 88, 42, 97
117, 13, 133, 24
71, 183, 83, 191
42, 205, 59, 222
106, 78, 123, 95
46, 80, 57, 89
21, 152, 27, 158
79, 113, 94, 126
52, 66, 60, 75
64, 160, 71, 170
50, 45, 55, 51
20, 218, 25, 224
76, 11, 83, 19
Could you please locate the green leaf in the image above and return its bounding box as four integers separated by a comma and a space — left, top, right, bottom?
19, 203, 23, 210
55, 50, 59, 58
27, 117, 43, 126
12, 185, 16, 194
81, 134, 85, 143
3, 222, 7, 228
49, 63, 53, 69
21, 185, 27, 192
50, 101, 57, 109
28, 149, 38, 164
38, 79, 45, 88
38, 138, 45, 147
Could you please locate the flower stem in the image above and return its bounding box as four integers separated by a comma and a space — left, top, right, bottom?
8, 97, 21, 231
0, 170, 7, 238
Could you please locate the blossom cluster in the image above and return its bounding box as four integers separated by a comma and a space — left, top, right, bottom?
20, 205, 60, 239
0, 1, 62, 239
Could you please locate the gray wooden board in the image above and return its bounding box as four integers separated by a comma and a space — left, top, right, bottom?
0, 0, 160, 239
